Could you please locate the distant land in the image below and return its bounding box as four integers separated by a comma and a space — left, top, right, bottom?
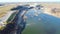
0, 2, 60, 18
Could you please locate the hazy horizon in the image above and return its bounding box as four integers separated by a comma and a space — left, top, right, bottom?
0, 0, 60, 3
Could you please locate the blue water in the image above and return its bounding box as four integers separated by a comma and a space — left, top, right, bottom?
22, 9, 60, 34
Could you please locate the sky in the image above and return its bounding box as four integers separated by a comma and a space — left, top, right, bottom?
0, 0, 60, 2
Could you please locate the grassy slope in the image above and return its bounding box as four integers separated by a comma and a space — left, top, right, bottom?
0, 4, 16, 18
0, 4, 17, 30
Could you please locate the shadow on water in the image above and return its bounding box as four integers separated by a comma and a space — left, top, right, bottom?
11, 5, 33, 34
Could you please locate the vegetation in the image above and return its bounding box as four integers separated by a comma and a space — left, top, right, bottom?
0, 4, 16, 18
7, 12, 17, 23
0, 4, 17, 30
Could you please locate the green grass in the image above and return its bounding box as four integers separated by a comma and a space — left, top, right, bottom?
7, 12, 17, 23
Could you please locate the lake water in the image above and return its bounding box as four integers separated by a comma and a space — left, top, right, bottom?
22, 9, 60, 34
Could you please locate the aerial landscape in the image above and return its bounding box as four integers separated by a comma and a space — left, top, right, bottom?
0, 2, 60, 34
